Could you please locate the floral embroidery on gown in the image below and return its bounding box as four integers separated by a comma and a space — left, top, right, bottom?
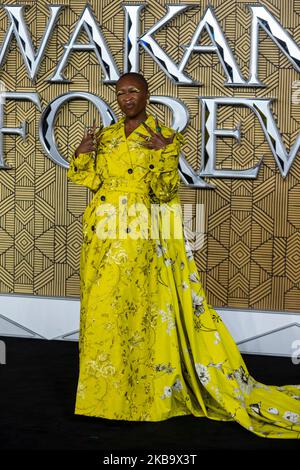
67, 114, 300, 439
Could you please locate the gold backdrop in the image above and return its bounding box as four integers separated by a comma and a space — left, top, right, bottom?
0, 0, 299, 312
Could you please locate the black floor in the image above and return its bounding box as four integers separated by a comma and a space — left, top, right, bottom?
0, 336, 299, 457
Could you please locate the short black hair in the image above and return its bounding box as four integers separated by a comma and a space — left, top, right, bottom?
116, 72, 148, 91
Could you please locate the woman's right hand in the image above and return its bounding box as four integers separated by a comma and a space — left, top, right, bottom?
74, 120, 102, 157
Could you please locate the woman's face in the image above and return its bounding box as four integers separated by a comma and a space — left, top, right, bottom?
116, 76, 149, 119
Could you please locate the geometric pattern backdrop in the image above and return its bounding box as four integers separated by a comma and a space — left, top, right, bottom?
0, 0, 300, 314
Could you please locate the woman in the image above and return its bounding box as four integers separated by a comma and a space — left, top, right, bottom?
67, 72, 300, 438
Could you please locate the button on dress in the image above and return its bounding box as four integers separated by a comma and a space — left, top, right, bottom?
67, 114, 300, 438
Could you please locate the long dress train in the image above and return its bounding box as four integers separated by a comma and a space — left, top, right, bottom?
67, 114, 300, 439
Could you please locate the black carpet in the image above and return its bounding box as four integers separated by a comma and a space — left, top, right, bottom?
0, 336, 299, 457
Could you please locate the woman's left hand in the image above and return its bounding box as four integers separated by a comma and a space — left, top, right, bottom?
135, 116, 177, 150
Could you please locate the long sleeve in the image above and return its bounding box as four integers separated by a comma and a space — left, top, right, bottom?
67, 151, 103, 193
148, 131, 184, 203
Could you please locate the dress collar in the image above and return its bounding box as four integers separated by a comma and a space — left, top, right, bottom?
120, 113, 153, 126
120, 113, 154, 139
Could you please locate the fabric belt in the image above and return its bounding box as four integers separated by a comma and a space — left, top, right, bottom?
100, 181, 149, 195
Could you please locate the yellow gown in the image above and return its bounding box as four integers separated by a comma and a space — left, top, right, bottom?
67, 113, 300, 439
